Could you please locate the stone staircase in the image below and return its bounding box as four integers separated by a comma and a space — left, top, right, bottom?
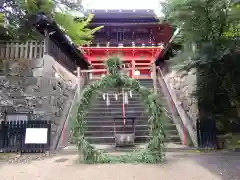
84, 79, 181, 145
140, 79, 181, 144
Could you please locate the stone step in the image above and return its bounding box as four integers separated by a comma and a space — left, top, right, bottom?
91, 92, 143, 95
63, 143, 189, 153
86, 124, 148, 131
95, 93, 140, 97
86, 135, 181, 144
86, 136, 149, 144
139, 85, 153, 88
91, 103, 145, 107
85, 130, 149, 137
89, 107, 145, 111
94, 103, 157, 108
81, 79, 182, 145
94, 102, 145, 106
86, 110, 149, 117
85, 124, 177, 131
86, 111, 148, 116
93, 96, 142, 100
87, 116, 148, 120
95, 99, 142, 102
95, 93, 140, 96
94, 95, 157, 100
85, 117, 176, 124
95, 99, 142, 103
89, 107, 146, 111
91, 102, 146, 106
86, 125, 147, 132
86, 117, 148, 121
85, 116, 149, 120
85, 129, 179, 137
139, 85, 153, 87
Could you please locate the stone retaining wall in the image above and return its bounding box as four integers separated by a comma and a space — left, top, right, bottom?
165, 69, 199, 128
0, 55, 77, 146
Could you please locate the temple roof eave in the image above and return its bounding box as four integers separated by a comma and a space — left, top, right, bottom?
88, 23, 161, 26
87, 9, 158, 19
27, 12, 90, 70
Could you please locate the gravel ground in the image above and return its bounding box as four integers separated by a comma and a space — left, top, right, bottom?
0, 152, 239, 180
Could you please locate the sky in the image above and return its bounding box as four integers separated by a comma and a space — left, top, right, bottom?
82, 0, 164, 16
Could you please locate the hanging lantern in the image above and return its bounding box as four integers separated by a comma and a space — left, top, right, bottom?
102, 93, 106, 100
106, 93, 110, 106
134, 69, 140, 78
129, 91, 132, 98
115, 94, 118, 101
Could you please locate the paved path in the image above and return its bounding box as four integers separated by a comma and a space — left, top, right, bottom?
0, 152, 239, 180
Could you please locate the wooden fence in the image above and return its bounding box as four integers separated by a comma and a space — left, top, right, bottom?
197, 118, 217, 149
0, 41, 45, 60
0, 40, 77, 74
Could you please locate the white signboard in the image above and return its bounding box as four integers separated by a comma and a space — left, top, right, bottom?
25, 128, 48, 144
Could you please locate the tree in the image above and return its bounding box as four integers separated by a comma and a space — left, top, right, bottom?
0, 13, 6, 39
56, 0, 85, 14
162, 0, 240, 132
1, 0, 102, 45
25, 0, 103, 45
0, 13, 4, 26
54, 13, 103, 45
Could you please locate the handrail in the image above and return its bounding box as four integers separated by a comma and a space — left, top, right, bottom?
52, 86, 78, 150
53, 73, 87, 149
156, 71, 185, 143
157, 67, 198, 147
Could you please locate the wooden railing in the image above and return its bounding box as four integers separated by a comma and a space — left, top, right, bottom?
156, 69, 185, 144
0, 41, 44, 59
0, 40, 78, 74
56, 72, 88, 149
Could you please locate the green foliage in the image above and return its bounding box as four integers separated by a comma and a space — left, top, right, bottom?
1, 0, 102, 45
54, 13, 103, 45
0, 13, 4, 27
81, 150, 164, 164
72, 57, 166, 164
22, 0, 54, 16
163, 0, 240, 43
223, 3, 240, 38
105, 56, 123, 75
163, 0, 240, 132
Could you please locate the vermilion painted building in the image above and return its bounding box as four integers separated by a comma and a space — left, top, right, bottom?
80, 9, 173, 79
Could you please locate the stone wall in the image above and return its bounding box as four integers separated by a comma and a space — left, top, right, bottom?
0, 55, 78, 147
165, 69, 199, 128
